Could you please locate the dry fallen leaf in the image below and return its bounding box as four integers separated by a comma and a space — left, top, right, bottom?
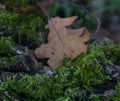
34, 16, 90, 67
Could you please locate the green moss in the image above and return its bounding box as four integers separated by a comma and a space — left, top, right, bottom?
90, 94, 100, 101
0, 37, 17, 70
0, 10, 45, 46
0, 37, 15, 56
0, 36, 17, 70
62, 45, 120, 87
74, 44, 120, 66
103, 45, 120, 63
113, 82, 120, 101
0, 45, 119, 100
0, 75, 53, 100
0, 57, 17, 68
0, 11, 20, 29
0, 1, 119, 100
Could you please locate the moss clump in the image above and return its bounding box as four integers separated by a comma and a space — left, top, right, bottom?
0, 66, 107, 100
0, 0, 47, 47
0, 57, 17, 68
112, 82, 120, 101
62, 45, 118, 87
103, 45, 120, 63
0, 0, 46, 45
0, 10, 45, 47
0, 37, 15, 56
0, 75, 50, 100
0, 37, 17, 69
0, 45, 119, 100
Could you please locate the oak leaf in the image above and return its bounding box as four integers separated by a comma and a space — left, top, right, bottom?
34, 16, 90, 68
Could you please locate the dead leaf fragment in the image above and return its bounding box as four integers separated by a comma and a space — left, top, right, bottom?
34, 16, 90, 67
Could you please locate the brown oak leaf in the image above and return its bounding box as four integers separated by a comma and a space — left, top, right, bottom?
34, 16, 90, 68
